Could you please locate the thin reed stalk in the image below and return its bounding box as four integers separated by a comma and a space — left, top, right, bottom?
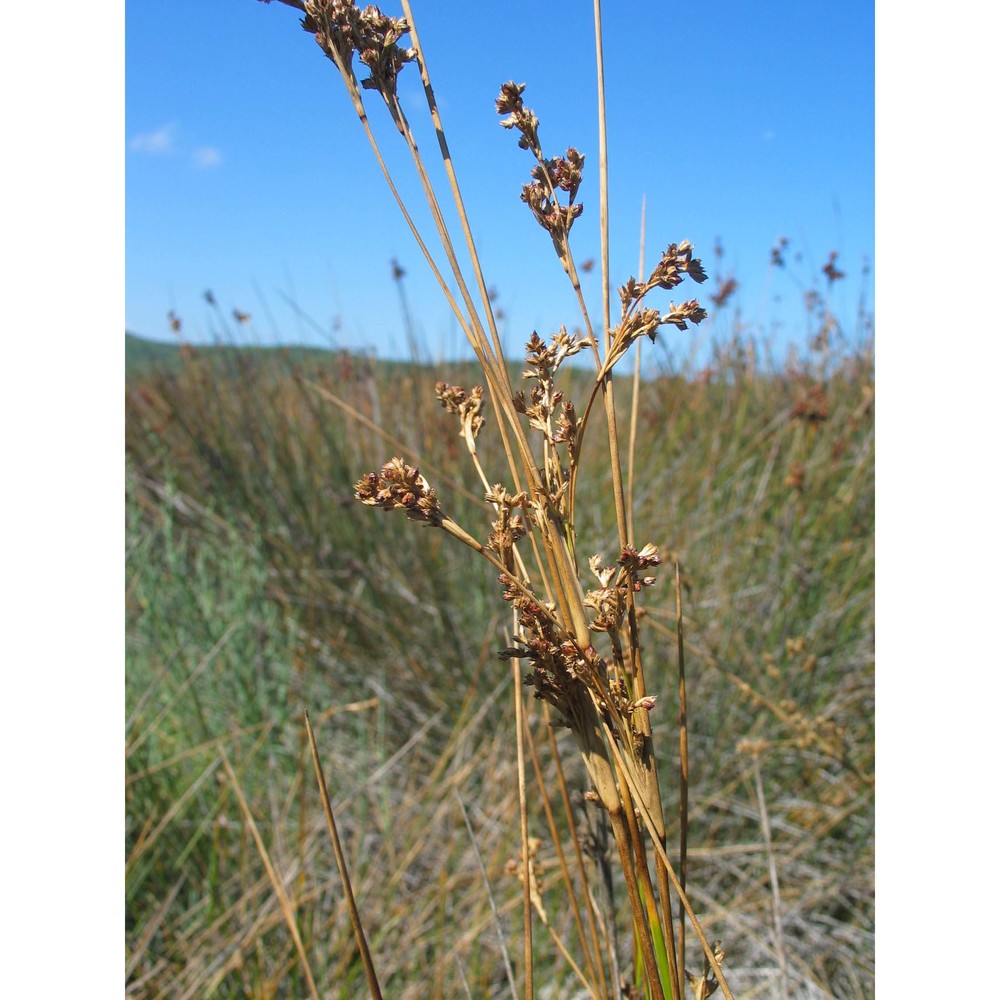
257, 2, 729, 996
512, 658, 535, 998
675, 560, 690, 977
221, 751, 322, 1000
303, 711, 384, 1000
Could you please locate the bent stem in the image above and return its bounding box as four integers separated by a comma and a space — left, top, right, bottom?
303, 712, 384, 1000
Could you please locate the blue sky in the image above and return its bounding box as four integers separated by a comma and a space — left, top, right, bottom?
9, 6, 1000, 994
126, 0, 874, 364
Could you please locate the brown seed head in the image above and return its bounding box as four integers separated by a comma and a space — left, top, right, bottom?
354, 457, 443, 526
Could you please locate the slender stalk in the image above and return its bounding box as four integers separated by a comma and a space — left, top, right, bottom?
675, 561, 690, 978
607, 808, 665, 1000
603, 734, 735, 1000
512, 659, 535, 1000
302, 712, 384, 1000
399, 0, 510, 381
593, 0, 611, 356
626, 196, 647, 536
454, 789, 520, 1000
524, 711, 604, 999
591, 10, 677, 996
221, 751, 323, 1000
543, 706, 610, 999
753, 755, 790, 1000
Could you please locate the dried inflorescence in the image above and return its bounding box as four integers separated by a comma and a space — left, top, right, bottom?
497, 82, 586, 263
485, 485, 528, 569
585, 555, 626, 635
585, 545, 662, 634
521, 179, 584, 248
645, 242, 709, 291
354, 457, 443, 525
435, 381, 485, 442
553, 399, 579, 463
498, 574, 597, 726
522, 327, 589, 385
496, 81, 541, 156
792, 383, 830, 424
294, 0, 416, 104
497, 543, 664, 748
662, 299, 709, 331
601, 244, 709, 376
496, 80, 710, 375
513, 329, 588, 446
822, 250, 846, 284
540, 148, 585, 203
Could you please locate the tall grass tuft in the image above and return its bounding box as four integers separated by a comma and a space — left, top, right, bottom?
125, 2, 873, 996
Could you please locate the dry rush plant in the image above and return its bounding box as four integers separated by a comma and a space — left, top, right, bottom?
260, 3, 728, 997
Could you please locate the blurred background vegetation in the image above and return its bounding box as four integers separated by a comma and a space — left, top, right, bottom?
125, 262, 873, 997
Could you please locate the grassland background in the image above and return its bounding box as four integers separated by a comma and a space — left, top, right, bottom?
125, 294, 874, 997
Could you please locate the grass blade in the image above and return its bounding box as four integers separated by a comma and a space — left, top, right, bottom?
303, 710, 384, 1000
220, 750, 321, 1000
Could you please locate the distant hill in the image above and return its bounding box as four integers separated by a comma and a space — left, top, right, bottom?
124, 332, 498, 386
125, 332, 354, 381
125, 332, 186, 376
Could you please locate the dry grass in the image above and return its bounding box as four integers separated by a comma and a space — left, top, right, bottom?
127, 328, 872, 998
127, 2, 873, 996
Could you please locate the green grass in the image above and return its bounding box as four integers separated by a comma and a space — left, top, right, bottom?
126, 329, 873, 997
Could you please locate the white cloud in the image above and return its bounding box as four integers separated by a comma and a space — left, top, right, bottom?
129, 122, 178, 155
192, 147, 222, 169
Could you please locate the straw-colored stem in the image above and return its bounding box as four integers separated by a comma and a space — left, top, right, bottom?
589, 17, 673, 990
675, 561, 690, 974
593, 0, 611, 353
524, 710, 605, 999
619, 774, 680, 1000
302, 712, 384, 1000
626, 196, 647, 536
512, 659, 535, 999
399, 0, 511, 383
221, 751, 323, 1000
604, 735, 735, 1000
543, 705, 610, 999
607, 807, 666, 1000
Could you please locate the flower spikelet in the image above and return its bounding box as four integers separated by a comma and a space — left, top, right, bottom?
496, 81, 540, 156
585, 554, 626, 633
553, 400, 579, 461
662, 300, 709, 331
534, 148, 585, 204
301, 1, 415, 100
521, 182, 583, 239
302, 0, 360, 69
436, 381, 485, 440
498, 575, 591, 721
485, 485, 528, 567
354, 457, 443, 526
354, 6, 416, 98
618, 543, 663, 592
646, 241, 709, 292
